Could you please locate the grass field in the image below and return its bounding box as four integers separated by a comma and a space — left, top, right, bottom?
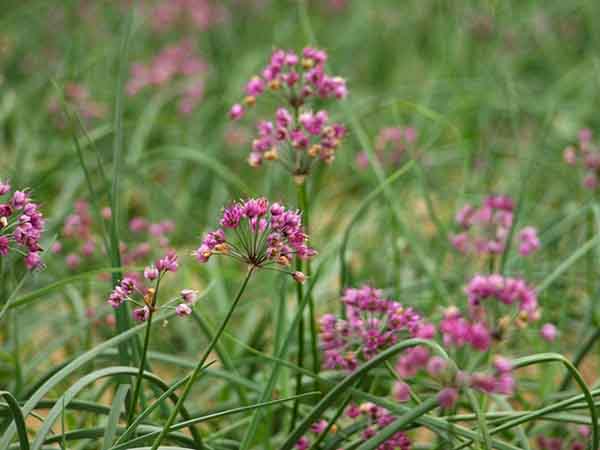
2, 1, 600, 449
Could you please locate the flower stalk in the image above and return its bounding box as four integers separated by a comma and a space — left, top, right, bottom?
150, 265, 255, 450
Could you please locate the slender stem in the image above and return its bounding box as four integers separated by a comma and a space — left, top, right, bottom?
127, 309, 154, 425
299, 181, 319, 378
150, 266, 255, 450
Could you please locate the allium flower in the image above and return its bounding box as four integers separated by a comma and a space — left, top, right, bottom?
146, 0, 227, 32
356, 126, 418, 170
450, 195, 539, 258
319, 285, 434, 371
195, 198, 315, 282
0, 181, 45, 270
47, 82, 106, 129
229, 47, 348, 176
294, 404, 411, 450
563, 128, 600, 190
540, 323, 558, 342
107, 253, 194, 321
466, 274, 539, 321
536, 424, 591, 450
126, 39, 209, 115
55, 199, 173, 273
437, 387, 459, 409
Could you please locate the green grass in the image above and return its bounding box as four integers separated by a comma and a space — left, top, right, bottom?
2, 0, 600, 449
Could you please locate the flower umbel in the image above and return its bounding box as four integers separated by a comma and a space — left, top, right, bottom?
195, 198, 315, 282
107, 252, 197, 321
229, 47, 348, 176
319, 285, 434, 371
0, 181, 45, 270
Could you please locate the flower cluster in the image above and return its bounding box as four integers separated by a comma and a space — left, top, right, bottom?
126, 40, 209, 115
466, 274, 539, 321
295, 403, 411, 450
52, 199, 173, 272
564, 128, 600, 190
468, 356, 515, 396
450, 195, 540, 257
48, 82, 106, 129
229, 47, 348, 175
356, 126, 417, 170
0, 181, 45, 270
319, 285, 434, 371
107, 253, 197, 321
536, 426, 590, 450
146, 0, 227, 33
195, 198, 314, 281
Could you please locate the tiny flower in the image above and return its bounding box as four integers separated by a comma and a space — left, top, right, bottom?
229, 103, 244, 120
292, 271, 306, 284
181, 289, 198, 304
156, 253, 178, 272
144, 265, 159, 281
437, 388, 459, 409
176, 303, 192, 317
392, 381, 411, 402
133, 306, 150, 322
540, 323, 557, 342
518, 226, 540, 256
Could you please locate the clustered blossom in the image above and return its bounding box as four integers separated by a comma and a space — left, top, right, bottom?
295, 403, 411, 450
450, 195, 540, 257
127, 40, 209, 115
107, 253, 197, 321
536, 425, 590, 450
246, 108, 346, 169
0, 181, 45, 270
52, 199, 174, 273
466, 274, 539, 321
48, 82, 106, 129
356, 126, 417, 170
229, 47, 348, 175
319, 285, 434, 371
195, 198, 314, 282
564, 128, 600, 190
146, 0, 227, 32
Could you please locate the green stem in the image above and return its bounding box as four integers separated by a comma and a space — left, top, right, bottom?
149, 266, 255, 450
126, 309, 154, 425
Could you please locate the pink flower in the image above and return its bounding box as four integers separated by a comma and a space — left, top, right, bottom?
438, 388, 459, 409
176, 303, 192, 317
518, 226, 540, 256
196, 198, 315, 283
392, 381, 411, 402
181, 289, 198, 304
133, 306, 150, 322
540, 323, 557, 342
144, 265, 159, 281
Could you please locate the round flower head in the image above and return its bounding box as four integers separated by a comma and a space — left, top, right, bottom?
318, 285, 433, 371
0, 181, 45, 270
229, 47, 348, 177
450, 195, 539, 258
195, 198, 315, 283
563, 128, 600, 190
107, 252, 195, 321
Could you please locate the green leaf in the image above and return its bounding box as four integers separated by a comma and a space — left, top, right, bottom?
102, 384, 130, 450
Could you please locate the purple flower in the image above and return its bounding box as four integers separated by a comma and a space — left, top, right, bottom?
319, 285, 434, 371
196, 198, 315, 283
133, 306, 150, 322
229, 47, 348, 175
437, 388, 459, 409
176, 303, 192, 317
518, 226, 540, 256
0, 184, 45, 270
540, 323, 557, 342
